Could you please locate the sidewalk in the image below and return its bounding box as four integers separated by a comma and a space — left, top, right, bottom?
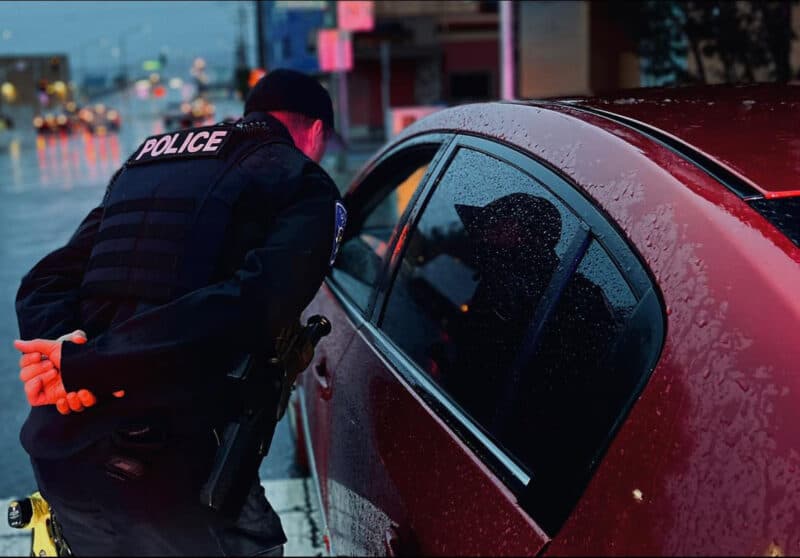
0, 478, 325, 556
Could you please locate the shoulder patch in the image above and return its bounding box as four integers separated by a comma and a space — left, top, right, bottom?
127, 126, 232, 166
330, 201, 347, 266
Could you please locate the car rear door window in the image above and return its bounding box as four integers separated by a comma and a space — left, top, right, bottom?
331, 147, 438, 313
379, 145, 663, 534
497, 239, 639, 532
380, 147, 583, 428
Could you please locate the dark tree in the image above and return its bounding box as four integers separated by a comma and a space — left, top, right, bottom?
612, 0, 799, 85
759, 1, 797, 81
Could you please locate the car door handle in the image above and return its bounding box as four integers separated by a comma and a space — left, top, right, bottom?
313, 360, 332, 401
384, 525, 401, 557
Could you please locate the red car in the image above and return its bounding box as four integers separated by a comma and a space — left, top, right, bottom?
289, 84, 800, 555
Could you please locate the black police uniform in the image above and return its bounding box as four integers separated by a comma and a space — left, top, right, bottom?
15, 112, 344, 556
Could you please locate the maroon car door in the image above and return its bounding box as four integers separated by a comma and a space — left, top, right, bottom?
297, 283, 357, 521
318, 135, 664, 554
323, 324, 550, 555
297, 136, 451, 548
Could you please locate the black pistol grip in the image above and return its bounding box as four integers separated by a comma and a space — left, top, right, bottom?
304, 315, 331, 347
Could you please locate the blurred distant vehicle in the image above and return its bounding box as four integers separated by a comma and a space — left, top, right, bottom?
33, 102, 120, 135
162, 97, 215, 130
77, 103, 121, 134
162, 102, 193, 130
33, 112, 72, 134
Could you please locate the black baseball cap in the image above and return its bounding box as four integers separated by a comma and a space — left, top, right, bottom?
244, 68, 343, 146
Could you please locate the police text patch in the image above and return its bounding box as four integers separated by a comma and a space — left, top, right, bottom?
127, 126, 232, 166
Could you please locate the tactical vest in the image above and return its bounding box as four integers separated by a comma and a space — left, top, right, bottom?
80, 122, 291, 304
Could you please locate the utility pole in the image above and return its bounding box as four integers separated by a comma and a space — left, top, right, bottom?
336, 30, 350, 173
237, 4, 248, 62
119, 34, 127, 88
254, 0, 266, 69
235, 4, 250, 96
499, 0, 515, 100
332, 0, 351, 174
380, 40, 391, 140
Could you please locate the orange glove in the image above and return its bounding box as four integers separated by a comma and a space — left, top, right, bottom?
14, 331, 125, 415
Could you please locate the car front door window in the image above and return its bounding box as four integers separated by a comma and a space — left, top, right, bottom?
330, 148, 439, 313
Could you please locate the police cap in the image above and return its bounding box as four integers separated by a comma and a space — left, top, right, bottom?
245, 68, 336, 133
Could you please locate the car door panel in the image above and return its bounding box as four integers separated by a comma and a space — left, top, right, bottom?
297, 135, 453, 536
299, 282, 359, 518
324, 317, 550, 555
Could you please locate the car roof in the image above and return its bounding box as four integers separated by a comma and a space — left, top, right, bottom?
394, 84, 799, 200
562, 83, 800, 199
386, 90, 800, 249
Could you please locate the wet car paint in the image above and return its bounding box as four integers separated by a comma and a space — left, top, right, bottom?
296, 283, 358, 523
572, 84, 800, 198
298, 89, 800, 555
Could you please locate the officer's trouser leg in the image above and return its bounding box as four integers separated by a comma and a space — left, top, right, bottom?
31, 432, 285, 556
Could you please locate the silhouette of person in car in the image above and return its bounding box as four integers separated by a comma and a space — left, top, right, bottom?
441, 193, 619, 501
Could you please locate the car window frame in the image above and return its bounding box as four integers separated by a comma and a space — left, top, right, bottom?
325, 133, 455, 320
357, 133, 666, 529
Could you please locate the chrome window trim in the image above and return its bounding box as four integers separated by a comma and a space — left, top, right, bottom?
326, 278, 531, 487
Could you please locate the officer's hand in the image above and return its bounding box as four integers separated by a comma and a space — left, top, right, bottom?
15, 331, 125, 414
54, 388, 125, 415
22, 366, 67, 407
55, 389, 96, 415
13, 328, 86, 371
50, 331, 125, 414
15, 329, 85, 384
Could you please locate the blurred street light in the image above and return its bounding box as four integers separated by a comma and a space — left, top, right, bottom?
1, 82, 17, 102
50, 81, 68, 100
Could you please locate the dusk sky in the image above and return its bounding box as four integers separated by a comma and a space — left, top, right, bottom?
0, 1, 257, 81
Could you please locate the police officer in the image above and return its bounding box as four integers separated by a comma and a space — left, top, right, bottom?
13, 69, 346, 556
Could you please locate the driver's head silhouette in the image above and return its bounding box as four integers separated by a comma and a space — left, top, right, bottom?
454, 193, 564, 317
456, 192, 562, 272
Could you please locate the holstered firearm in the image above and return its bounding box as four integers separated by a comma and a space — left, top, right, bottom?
200, 315, 331, 519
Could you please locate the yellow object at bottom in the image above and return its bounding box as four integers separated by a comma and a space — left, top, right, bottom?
7, 491, 60, 557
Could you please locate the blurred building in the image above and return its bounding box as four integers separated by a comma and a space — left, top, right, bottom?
517, 1, 640, 98
261, 0, 331, 74
0, 54, 71, 110
258, 1, 500, 139
0, 54, 71, 132
348, 0, 501, 139
257, 0, 649, 141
